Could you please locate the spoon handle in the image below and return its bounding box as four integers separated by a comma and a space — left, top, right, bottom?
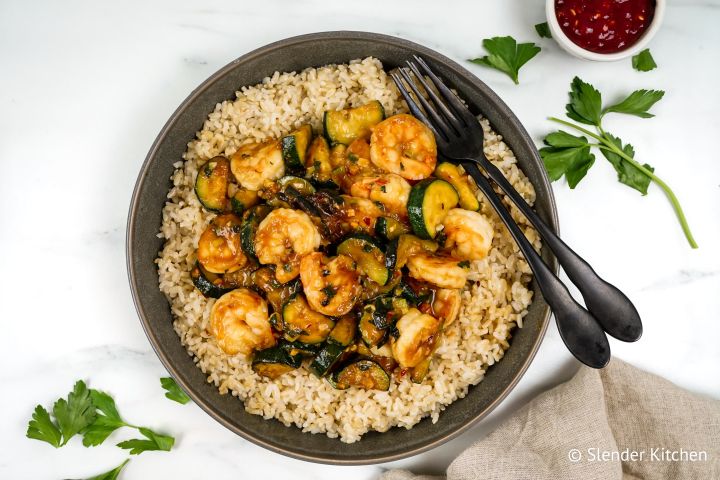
462, 162, 610, 368
475, 157, 643, 342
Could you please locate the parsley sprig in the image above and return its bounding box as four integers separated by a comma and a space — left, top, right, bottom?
632, 48, 657, 72
160, 377, 191, 405
75, 459, 130, 480
26, 380, 175, 454
540, 77, 697, 248
469, 36, 541, 84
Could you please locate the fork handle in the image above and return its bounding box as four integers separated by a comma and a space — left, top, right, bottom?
470, 157, 642, 342
462, 162, 610, 368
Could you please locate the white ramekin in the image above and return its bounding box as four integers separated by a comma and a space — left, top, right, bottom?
546, 0, 665, 61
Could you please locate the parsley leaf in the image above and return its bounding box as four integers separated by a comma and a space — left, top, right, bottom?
539, 130, 595, 188
160, 377, 191, 405
117, 427, 175, 455
535, 22, 552, 39
600, 133, 654, 195
566, 77, 603, 126
26, 405, 62, 447
468, 36, 541, 84
603, 89, 665, 118
82, 390, 128, 447
632, 49, 657, 72
53, 380, 96, 446
80, 459, 130, 480
545, 77, 697, 248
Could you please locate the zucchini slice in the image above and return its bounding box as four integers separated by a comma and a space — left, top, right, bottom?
277, 175, 316, 196
359, 306, 386, 347
328, 314, 357, 347
324, 101, 385, 145
190, 262, 232, 298
409, 355, 432, 384
355, 342, 398, 374
334, 360, 390, 391
305, 136, 333, 183
308, 316, 356, 377
282, 293, 335, 344
336, 234, 388, 285
195, 156, 230, 212
395, 234, 439, 270
281, 124, 313, 173
434, 162, 480, 211
252, 267, 301, 313
407, 178, 459, 239
230, 188, 260, 215
375, 217, 411, 242
279, 340, 321, 358
240, 205, 273, 259
309, 342, 347, 377
252, 346, 302, 379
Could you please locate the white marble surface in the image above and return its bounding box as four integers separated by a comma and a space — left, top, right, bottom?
1, 0, 719, 478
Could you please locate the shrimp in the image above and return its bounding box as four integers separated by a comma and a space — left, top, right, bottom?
349, 173, 411, 216
197, 214, 248, 274
299, 252, 361, 316
209, 288, 275, 356
391, 308, 442, 368
230, 139, 284, 191
369, 114, 437, 180
432, 289, 462, 327
330, 140, 381, 191
254, 208, 321, 283
406, 251, 469, 289
338, 195, 385, 234
441, 208, 494, 261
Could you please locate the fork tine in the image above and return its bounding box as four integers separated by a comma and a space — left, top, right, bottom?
390, 72, 443, 142
405, 60, 464, 133
413, 55, 478, 125
396, 68, 455, 141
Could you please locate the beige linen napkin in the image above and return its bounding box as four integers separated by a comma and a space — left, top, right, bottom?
382, 359, 720, 480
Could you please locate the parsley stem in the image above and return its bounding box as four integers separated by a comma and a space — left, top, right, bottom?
548, 117, 605, 143
548, 116, 698, 248
595, 144, 698, 248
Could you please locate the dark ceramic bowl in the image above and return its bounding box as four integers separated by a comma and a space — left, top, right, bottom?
127, 31, 558, 465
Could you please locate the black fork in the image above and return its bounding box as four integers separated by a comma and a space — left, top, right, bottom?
392, 56, 642, 368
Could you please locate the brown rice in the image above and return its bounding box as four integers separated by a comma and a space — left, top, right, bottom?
156, 57, 540, 443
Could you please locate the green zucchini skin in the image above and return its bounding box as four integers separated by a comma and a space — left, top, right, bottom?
281, 124, 313, 174
281, 293, 335, 344
190, 262, 232, 298
334, 359, 390, 391
435, 162, 480, 211
309, 342, 346, 377
279, 340, 321, 358
323, 101, 385, 145
385, 237, 398, 277
195, 156, 230, 212
336, 234, 388, 286
230, 189, 260, 215
410, 356, 432, 384
277, 175, 316, 196
307, 314, 357, 377
328, 314, 357, 347
252, 346, 302, 379
305, 136, 333, 183
407, 178, 459, 239
240, 205, 273, 259
359, 306, 386, 347
375, 217, 410, 241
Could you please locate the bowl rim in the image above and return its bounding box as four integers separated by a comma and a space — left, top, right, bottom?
546, 0, 666, 61
126, 30, 558, 465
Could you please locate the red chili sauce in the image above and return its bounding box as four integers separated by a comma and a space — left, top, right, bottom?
555, 0, 656, 53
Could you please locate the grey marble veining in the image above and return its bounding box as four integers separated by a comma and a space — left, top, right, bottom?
1, 0, 719, 478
